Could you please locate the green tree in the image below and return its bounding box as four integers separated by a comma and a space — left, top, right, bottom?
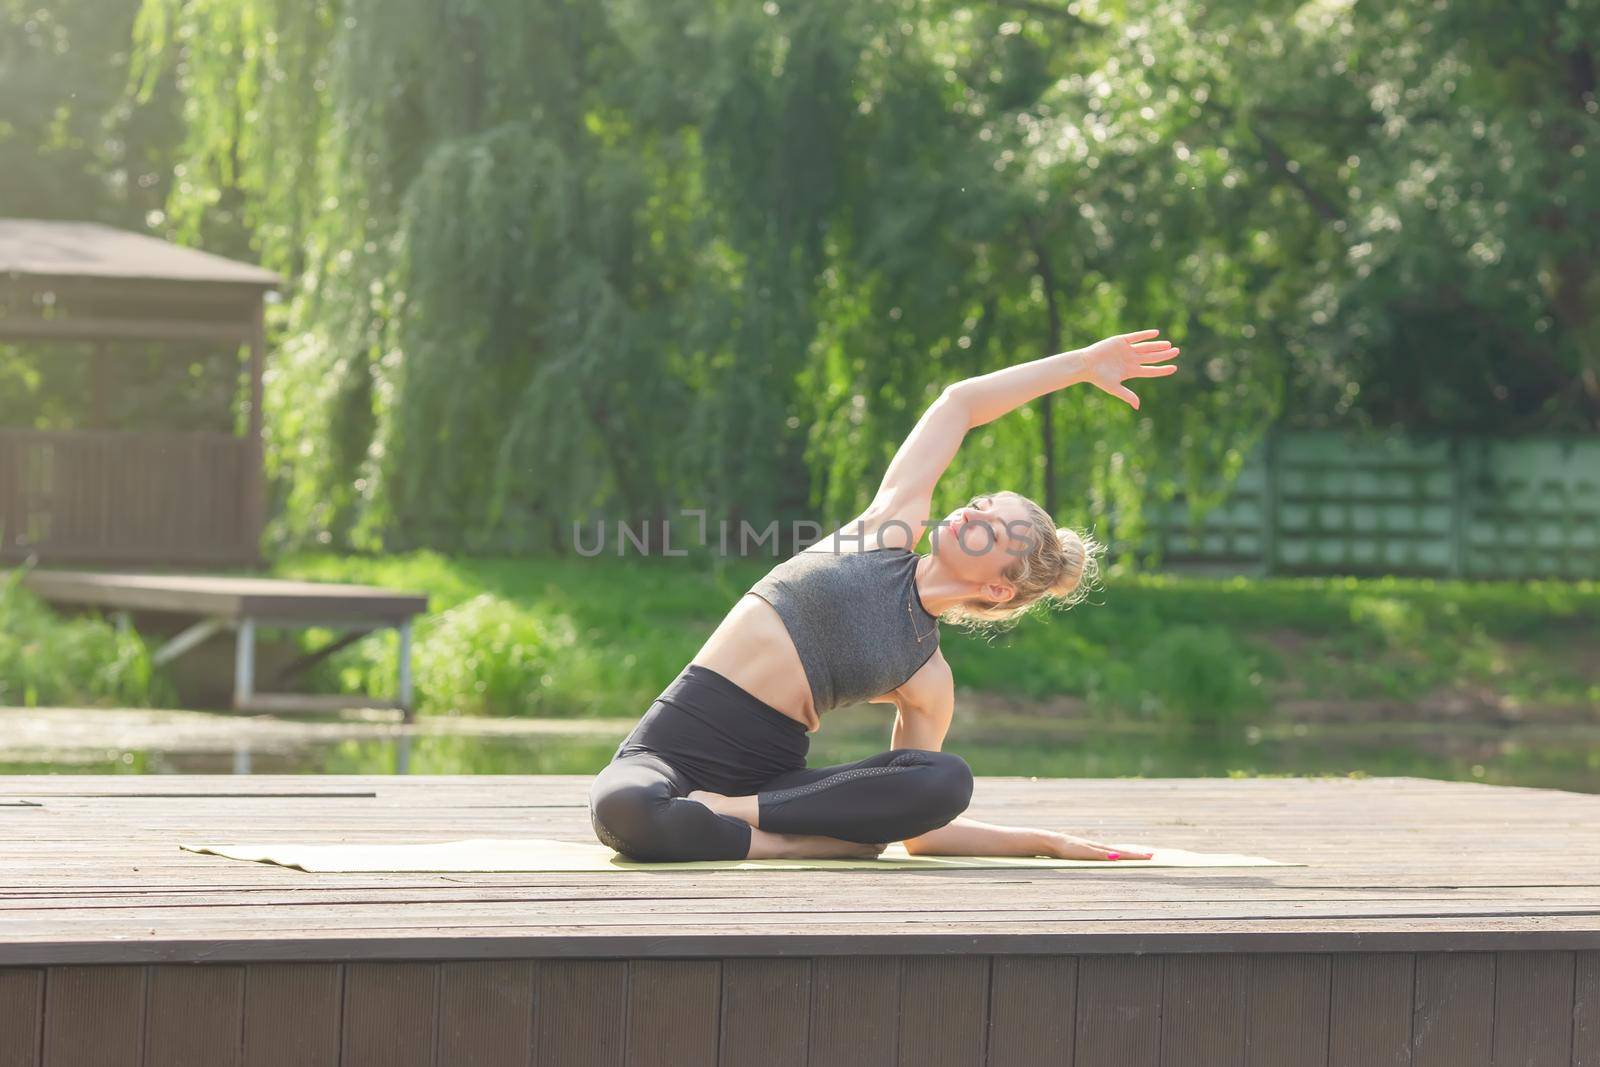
124, 0, 1596, 564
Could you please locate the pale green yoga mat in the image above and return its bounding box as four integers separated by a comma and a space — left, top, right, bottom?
180, 837, 1297, 872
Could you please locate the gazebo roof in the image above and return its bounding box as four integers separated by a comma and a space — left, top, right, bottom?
0, 219, 280, 289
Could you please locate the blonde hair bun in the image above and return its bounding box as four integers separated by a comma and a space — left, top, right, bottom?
1048, 527, 1102, 602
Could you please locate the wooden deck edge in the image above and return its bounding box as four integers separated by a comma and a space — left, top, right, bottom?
7, 928, 1600, 966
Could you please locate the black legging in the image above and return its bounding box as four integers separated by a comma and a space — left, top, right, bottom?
588, 664, 975, 862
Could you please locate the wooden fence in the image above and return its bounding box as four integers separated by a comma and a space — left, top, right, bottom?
0, 429, 257, 566
1138, 428, 1600, 580
4, 423, 1594, 578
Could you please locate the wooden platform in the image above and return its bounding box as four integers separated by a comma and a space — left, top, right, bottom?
2, 774, 1598, 1065
19, 570, 427, 623
17, 569, 427, 717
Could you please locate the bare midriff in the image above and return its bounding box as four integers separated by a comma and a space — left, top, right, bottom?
689, 594, 821, 734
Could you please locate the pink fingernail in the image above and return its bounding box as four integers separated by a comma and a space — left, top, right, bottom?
1107, 852, 1120, 861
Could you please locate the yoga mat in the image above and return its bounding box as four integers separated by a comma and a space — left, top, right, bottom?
180, 837, 1299, 873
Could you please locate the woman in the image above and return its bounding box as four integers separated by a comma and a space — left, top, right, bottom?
589, 329, 1181, 862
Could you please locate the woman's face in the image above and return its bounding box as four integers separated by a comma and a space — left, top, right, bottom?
933, 492, 1034, 596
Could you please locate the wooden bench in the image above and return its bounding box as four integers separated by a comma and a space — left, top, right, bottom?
17, 569, 428, 721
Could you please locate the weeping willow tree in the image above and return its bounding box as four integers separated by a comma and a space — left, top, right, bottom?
131, 0, 1303, 562
793, 2, 1288, 550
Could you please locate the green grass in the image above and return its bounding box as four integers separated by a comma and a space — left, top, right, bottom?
266, 552, 1600, 725
947, 572, 1600, 719
273, 551, 752, 718
0, 566, 166, 708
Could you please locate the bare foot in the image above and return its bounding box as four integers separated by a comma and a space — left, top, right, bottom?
747, 827, 888, 861
688, 789, 759, 826
687, 788, 725, 812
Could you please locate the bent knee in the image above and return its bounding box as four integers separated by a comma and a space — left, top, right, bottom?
889, 748, 973, 816
924, 751, 974, 815
590, 777, 672, 854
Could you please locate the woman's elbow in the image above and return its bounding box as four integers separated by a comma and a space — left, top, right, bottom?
937, 383, 975, 426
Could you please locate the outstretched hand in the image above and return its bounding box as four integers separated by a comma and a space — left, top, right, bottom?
1043, 830, 1155, 861
1081, 329, 1181, 411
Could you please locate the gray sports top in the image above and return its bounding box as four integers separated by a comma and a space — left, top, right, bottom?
747, 546, 940, 715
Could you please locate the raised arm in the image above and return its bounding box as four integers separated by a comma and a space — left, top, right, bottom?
858, 330, 1180, 537
951, 328, 1178, 424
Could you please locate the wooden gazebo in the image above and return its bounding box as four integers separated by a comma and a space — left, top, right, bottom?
0, 219, 280, 566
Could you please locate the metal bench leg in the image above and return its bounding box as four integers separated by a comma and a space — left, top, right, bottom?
234, 616, 256, 711
152, 617, 225, 668
397, 619, 414, 723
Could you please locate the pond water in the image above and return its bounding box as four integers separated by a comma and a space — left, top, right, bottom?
3, 708, 1598, 794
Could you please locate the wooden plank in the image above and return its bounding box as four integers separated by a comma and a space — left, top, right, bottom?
340, 962, 438, 1067
9, 908, 1600, 940
0, 220, 280, 287
1328, 953, 1414, 1067
808, 956, 900, 1064
436, 960, 534, 1067
0, 316, 251, 343
13, 897, 1600, 929
2, 790, 375, 799
1244, 954, 1330, 1067
985, 956, 1077, 1067
897, 955, 988, 1067
242, 963, 343, 1067
626, 960, 719, 1067
40, 965, 145, 1067
144, 963, 244, 1067
0, 432, 259, 565
1491, 951, 1573, 1067
1073, 955, 1162, 1067
534, 960, 625, 1067
0, 275, 272, 309
1161, 953, 1250, 1066
14, 568, 426, 621
14, 928, 1600, 970
718, 959, 810, 1067
0, 969, 41, 1067
1575, 953, 1600, 1067
1411, 951, 1494, 1067
243, 296, 265, 565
